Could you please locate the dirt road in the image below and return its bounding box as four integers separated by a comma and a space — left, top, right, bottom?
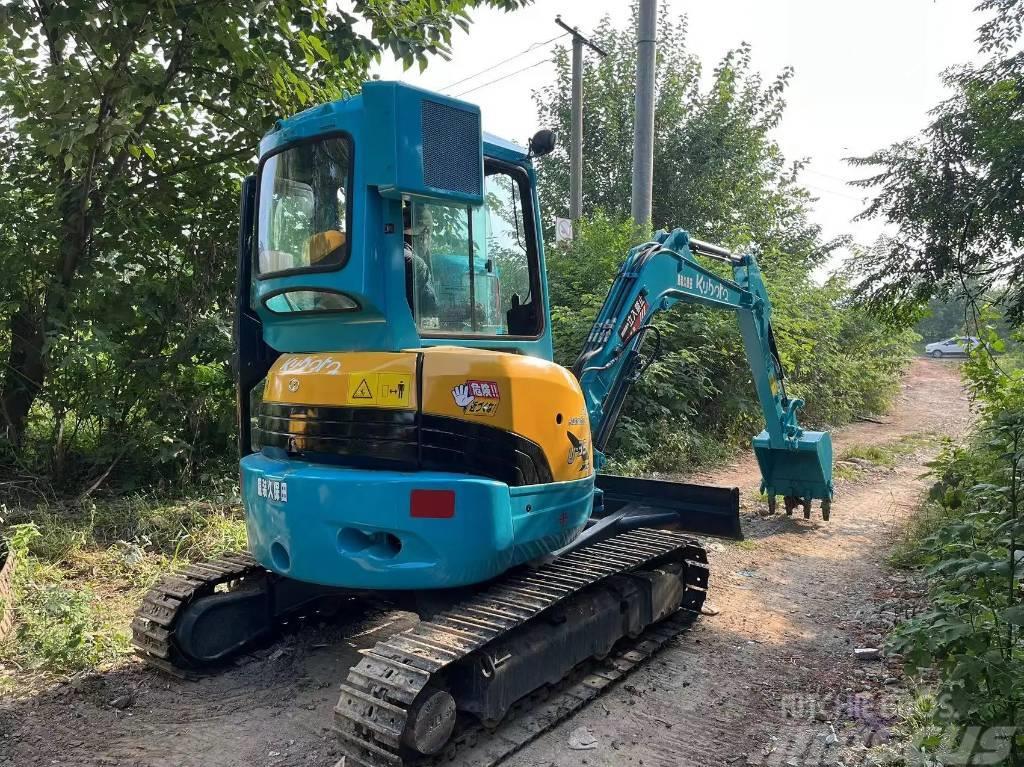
0, 359, 970, 767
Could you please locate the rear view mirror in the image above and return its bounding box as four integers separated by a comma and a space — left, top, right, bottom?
529, 129, 557, 158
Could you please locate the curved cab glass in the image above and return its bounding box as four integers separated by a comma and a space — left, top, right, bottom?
257, 137, 352, 275
409, 166, 538, 337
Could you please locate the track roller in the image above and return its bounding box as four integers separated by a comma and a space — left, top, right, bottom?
333, 530, 708, 766
133, 552, 357, 673
403, 688, 458, 756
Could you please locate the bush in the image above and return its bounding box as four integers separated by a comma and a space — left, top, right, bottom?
887, 332, 1024, 763
0, 494, 246, 675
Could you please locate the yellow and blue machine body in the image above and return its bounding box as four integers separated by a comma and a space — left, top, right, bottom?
235, 81, 832, 593
246, 347, 596, 589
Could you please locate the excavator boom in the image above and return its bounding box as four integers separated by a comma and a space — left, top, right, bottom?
575, 228, 833, 513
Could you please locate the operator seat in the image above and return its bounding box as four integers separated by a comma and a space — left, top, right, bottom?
306, 230, 346, 266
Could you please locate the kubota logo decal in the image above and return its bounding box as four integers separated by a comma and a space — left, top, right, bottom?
280, 355, 342, 375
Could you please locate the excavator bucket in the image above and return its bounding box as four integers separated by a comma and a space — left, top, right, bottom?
752, 429, 833, 503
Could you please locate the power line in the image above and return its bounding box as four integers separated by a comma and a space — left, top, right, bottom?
440, 32, 569, 93
453, 57, 554, 98
802, 167, 859, 186
801, 181, 869, 203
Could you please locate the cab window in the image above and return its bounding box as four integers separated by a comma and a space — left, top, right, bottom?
408, 165, 539, 337
257, 136, 351, 275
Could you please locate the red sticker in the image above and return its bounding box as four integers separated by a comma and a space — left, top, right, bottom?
619, 294, 650, 341
466, 380, 500, 399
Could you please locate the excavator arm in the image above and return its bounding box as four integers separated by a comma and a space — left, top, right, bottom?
573, 228, 833, 520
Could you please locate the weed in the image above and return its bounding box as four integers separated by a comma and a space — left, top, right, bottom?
888, 500, 955, 570
844, 444, 900, 467
863, 690, 962, 766
841, 432, 938, 470
11, 577, 130, 671
833, 463, 861, 481
881, 348, 1024, 764
0, 493, 246, 677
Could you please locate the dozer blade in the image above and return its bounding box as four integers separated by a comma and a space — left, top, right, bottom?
595, 473, 743, 539
550, 474, 741, 556
753, 428, 834, 503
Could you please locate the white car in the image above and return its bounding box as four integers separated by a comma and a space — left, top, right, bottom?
925, 336, 980, 358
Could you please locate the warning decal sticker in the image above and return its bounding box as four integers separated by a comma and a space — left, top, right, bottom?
451, 379, 500, 417
619, 293, 649, 342
347, 372, 412, 407
351, 378, 374, 399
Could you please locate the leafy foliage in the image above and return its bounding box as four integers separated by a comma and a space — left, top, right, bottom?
888, 344, 1024, 763
850, 0, 1024, 325
851, 6, 1024, 759
1, 491, 246, 674
0, 0, 526, 491
536, 6, 827, 266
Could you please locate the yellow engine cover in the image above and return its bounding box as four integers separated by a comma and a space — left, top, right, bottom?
262, 347, 593, 483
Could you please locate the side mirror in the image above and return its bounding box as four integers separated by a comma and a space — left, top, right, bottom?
528, 129, 557, 158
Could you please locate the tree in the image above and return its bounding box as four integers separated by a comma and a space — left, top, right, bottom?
915, 295, 971, 344
850, 0, 1024, 327
534, 5, 833, 270
0, 0, 526, 470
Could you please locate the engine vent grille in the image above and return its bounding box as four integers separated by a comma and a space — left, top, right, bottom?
257, 404, 552, 487
421, 99, 481, 197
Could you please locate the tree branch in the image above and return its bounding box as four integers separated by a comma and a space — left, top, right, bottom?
32, 0, 64, 67
126, 145, 253, 194
106, 25, 194, 188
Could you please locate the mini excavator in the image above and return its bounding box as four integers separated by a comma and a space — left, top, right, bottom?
133, 82, 833, 766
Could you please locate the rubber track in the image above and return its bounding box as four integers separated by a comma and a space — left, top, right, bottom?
333, 529, 709, 767
420, 608, 697, 767
131, 552, 264, 678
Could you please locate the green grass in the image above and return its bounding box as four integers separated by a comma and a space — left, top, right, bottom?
0, 492, 246, 677
833, 462, 861, 481
888, 498, 958, 570
862, 690, 955, 766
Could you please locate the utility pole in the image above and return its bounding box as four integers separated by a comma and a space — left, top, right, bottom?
555, 16, 607, 221
630, 0, 657, 226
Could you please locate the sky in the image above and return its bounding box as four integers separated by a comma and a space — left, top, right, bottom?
373, 1, 982, 271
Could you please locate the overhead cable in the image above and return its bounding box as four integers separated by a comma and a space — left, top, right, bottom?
440, 32, 569, 93
453, 57, 554, 98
